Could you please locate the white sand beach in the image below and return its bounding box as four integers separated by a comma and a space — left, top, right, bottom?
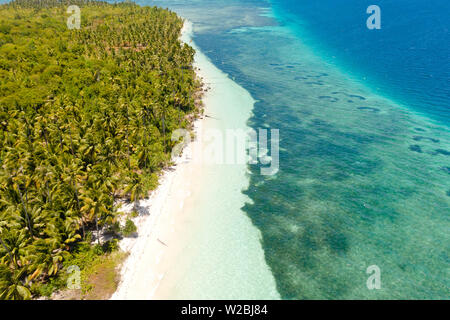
111, 21, 280, 300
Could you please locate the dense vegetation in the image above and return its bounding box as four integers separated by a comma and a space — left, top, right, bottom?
0, 0, 202, 299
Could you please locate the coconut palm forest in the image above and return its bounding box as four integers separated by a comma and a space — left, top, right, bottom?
0, 0, 202, 299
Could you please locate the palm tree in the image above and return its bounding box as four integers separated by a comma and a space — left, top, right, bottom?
0, 266, 31, 300
124, 171, 146, 213
0, 212, 15, 267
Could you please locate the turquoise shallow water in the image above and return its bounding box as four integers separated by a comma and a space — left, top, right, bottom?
137, 0, 449, 299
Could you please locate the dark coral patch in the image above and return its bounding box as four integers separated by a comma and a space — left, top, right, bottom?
414, 127, 426, 132
441, 167, 450, 174
409, 145, 423, 153
446, 190, 450, 197
413, 136, 440, 143
308, 72, 328, 78
318, 95, 338, 102
357, 107, 380, 113
348, 94, 366, 100
434, 149, 450, 156
331, 92, 366, 100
